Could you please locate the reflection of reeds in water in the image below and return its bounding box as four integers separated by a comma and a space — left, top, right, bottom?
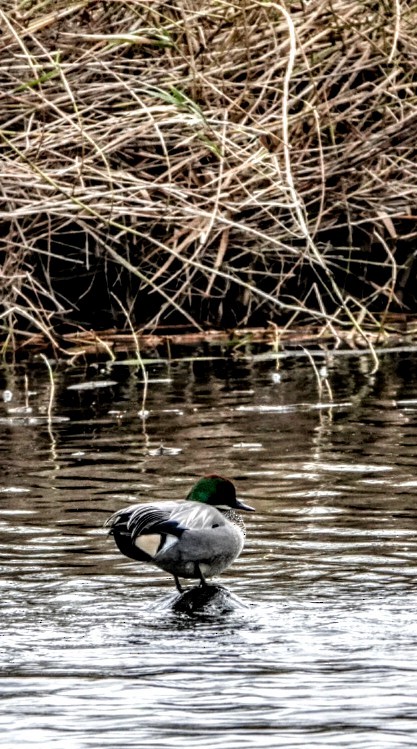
1, 1, 417, 351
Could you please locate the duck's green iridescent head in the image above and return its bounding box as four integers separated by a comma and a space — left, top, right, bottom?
186, 475, 255, 512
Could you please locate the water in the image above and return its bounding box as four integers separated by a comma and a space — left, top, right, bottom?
2, 350, 417, 748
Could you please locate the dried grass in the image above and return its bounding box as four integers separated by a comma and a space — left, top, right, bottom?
1, 0, 417, 352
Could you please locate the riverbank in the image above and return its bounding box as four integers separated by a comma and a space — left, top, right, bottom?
1, 1, 416, 353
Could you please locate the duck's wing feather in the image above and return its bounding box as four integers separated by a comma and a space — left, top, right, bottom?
106, 501, 185, 539
126, 504, 187, 539
105, 501, 188, 562
106, 501, 223, 537
170, 501, 225, 530
105, 501, 226, 563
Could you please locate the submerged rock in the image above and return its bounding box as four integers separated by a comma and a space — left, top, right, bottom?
169, 584, 247, 615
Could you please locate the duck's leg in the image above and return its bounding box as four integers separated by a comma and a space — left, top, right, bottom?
196, 564, 208, 588
173, 574, 184, 593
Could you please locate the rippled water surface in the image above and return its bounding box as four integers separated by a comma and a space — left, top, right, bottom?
2, 349, 417, 747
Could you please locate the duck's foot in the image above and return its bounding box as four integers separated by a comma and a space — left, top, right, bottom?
173, 575, 184, 593
196, 563, 208, 588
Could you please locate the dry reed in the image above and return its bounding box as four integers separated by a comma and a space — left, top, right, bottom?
1, 0, 417, 353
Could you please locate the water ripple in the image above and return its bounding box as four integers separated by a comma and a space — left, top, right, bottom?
2, 355, 417, 747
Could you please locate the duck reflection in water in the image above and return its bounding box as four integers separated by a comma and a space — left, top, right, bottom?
105, 475, 254, 610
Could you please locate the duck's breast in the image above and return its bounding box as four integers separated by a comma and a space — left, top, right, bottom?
156, 503, 245, 578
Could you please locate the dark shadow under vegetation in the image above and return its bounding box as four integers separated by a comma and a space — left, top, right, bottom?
1, 0, 417, 357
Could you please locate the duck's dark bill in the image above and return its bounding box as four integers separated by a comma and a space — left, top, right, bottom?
234, 498, 255, 512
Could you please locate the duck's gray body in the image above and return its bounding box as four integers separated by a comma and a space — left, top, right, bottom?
106, 500, 245, 582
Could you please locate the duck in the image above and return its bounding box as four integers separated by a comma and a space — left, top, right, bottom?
105, 475, 254, 592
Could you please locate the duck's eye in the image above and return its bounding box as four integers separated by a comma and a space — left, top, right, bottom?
212, 523, 220, 528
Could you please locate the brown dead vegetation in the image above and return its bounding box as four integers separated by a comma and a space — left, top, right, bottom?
1, 1, 417, 355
